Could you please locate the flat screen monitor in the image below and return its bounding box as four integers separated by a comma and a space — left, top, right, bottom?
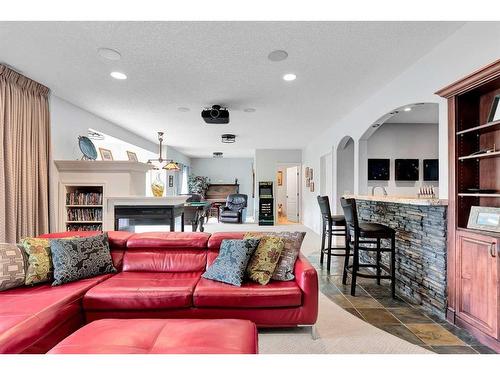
423, 159, 439, 181
368, 159, 390, 180
395, 159, 419, 181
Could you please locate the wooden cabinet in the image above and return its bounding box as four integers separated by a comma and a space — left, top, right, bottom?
456, 230, 498, 339
437, 59, 500, 350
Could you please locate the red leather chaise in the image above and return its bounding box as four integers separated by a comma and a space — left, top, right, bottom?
0, 231, 318, 354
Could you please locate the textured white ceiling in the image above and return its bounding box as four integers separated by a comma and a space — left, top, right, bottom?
0, 22, 463, 157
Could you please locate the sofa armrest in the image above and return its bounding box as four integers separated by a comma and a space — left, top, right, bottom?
294, 253, 319, 324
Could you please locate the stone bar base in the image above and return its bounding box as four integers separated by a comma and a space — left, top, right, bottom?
356, 200, 447, 317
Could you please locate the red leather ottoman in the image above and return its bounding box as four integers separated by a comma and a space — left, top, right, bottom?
48, 319, 258, 354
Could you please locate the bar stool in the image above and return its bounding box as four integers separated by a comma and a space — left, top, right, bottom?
317, 195, 349, 272
340, 197, 396, 297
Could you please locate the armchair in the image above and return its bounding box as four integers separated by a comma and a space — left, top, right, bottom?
219, 194, 248, 223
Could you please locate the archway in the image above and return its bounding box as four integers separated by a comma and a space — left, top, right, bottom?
358, 103, 439, 197
335, 136, 355, 214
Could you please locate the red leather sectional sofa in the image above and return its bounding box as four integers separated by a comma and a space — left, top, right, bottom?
0, 231, 318, 354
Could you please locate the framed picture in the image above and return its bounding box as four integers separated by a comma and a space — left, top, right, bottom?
306, 178, 310, 187
99, 148, 113, 161
305, 167, 310, 179
309, 181, 315, 192
168, 175, 174, 187
277, 171, 283, 186
309, 168, 314, 180
488, 94, 500, 122
126, 150, 138, 162
467, 206, 500, 233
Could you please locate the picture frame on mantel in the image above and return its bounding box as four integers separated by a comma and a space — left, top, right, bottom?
126, 150, 138, 162
99, 148, 113, 161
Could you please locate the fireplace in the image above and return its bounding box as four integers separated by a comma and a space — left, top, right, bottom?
114, 205, 185, 232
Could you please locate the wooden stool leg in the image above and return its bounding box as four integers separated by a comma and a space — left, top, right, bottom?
350, 235, 359, 296
326, 224, 332, 272
376, 238, 381, 285
320, 222, 325, 265
391, 234, 396, 298
342, 228, 350, 285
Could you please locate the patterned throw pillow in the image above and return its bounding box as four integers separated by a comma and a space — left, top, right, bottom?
244, 231, 306, 281
0, 243, 27, 291
21, 237, 53, 285
246, 236, 284, 285
202, 239, 259, 286
50, 233, 116, 286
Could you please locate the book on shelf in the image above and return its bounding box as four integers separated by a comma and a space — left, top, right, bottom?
66, 224, 102, 231
66, 191, 103, 205
66, 208, 103, 221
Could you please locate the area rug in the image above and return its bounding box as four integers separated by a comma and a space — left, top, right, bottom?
258, 293, 431, 354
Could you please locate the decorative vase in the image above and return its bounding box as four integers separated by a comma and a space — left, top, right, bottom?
151, 173, 165, 197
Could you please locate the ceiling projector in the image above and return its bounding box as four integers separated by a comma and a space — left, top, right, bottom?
201, 105, 229, 124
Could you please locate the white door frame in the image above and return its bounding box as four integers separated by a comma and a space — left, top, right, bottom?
276, 162, 302, 224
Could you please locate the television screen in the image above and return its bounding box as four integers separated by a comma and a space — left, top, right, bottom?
368, 159, 390, 180
423, 159, 439, 181
395, 159, 419, 181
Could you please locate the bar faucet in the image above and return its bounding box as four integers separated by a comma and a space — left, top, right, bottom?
371, 186, 387, 196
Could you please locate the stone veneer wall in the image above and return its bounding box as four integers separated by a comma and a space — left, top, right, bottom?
356, 200, 447, 317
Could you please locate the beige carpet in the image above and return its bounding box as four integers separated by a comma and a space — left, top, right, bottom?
259, 294, 431, 354
201, 220, 431, 354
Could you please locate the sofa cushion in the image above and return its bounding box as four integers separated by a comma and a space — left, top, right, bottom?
48, 319, 258, 354
207, 232, 245, 250
50, 234, 116, 286
123, 250, 207, 273
83, 272, 202, 310
194, 277, 302, 308
0, 274, 112, 354
0, 244, 26, 291
126, 232, 210, 249
246, 236, 285, 285
202, 239, 259, 287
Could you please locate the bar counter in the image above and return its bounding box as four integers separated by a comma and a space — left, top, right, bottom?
343, 194, 448, 317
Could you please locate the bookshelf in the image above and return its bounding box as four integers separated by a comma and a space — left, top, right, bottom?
63, 184, 104, 231
436, 59, 500, 349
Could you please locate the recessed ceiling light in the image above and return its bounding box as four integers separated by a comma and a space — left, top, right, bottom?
110, 71, 127, 80
404, 107, 412, 112
178, 107, 190, 112
97, 48, 121, 61
283, 73, 297, 81
243, 108, 256, 113
213, 152, 223, 158
222, 134, 236, 143
268, 50, 288, 62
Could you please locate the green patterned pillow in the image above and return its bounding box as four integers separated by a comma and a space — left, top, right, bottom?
244, 231, 306, 281
245, 236, 284, 285
21, 237, 53, 285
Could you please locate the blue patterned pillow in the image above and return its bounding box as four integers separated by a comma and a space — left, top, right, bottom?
202, 239, 259, 286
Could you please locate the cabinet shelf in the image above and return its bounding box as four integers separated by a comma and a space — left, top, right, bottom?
458, 193, 500, 197
66, 221, 103, 224
458, 150, 500, 161
456, 119, 500, 136
65, 205, 103, 208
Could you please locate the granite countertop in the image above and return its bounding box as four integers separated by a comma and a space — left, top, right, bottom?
343, 194, 448, 206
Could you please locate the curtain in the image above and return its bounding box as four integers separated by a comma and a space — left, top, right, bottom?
0, 64, 50, 243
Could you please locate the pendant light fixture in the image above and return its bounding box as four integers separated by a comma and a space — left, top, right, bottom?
147, 132, 180, 171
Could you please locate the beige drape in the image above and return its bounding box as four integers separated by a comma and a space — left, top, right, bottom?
0, 64, 50, 243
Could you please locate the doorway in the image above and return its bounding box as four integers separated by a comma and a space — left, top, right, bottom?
276, 163, 301, 224
336, 136, 355, 214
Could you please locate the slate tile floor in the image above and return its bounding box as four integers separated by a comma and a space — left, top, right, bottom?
309, 252, 497, 354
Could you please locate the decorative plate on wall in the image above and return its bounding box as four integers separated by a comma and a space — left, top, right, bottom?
78, 136, 97, 160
